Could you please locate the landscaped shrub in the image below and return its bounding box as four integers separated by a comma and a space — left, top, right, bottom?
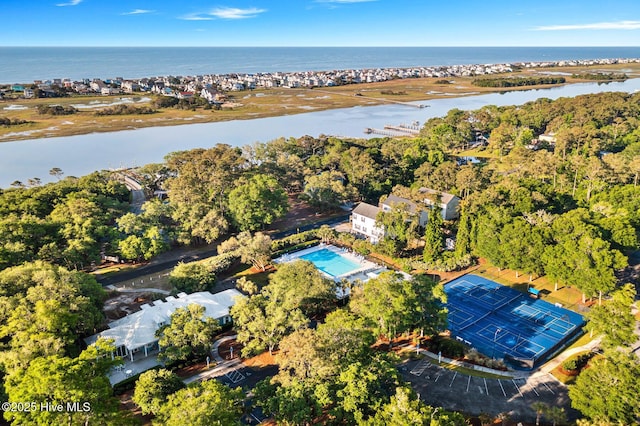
412, 253, 475, 272
336, 232, 356, 246
270, 229, 318, 252
203, 251, 240, 275
562, 353, 592, 372
352, 239, 373, 255
428, 335, 466, 359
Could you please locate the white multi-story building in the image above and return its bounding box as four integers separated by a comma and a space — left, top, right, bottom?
351, 188, 461, 243
351, 202, 384, 243
419, 188, 461, 221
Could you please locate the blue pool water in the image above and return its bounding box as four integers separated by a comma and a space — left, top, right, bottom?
298, 248, 361, 278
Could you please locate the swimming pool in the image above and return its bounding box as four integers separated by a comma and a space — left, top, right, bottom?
298, 248, 361, 278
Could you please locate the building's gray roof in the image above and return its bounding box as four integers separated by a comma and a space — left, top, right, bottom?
418, 187, 459, 205
352, 202, 380, 219
381, 194, 419, 213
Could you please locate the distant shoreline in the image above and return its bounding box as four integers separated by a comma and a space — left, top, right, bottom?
2, 46, 639, 84
2, 60, 640, 144
2, 56, 639, 87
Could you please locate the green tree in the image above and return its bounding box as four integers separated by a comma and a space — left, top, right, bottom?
454, 208, 471, 258
531, 402, 548, 426
349, 272, 419, 339
315, 309, 376, 368
219, 231, 273, 272
303, 170, 355, 211
231, 293, 307, 356
228, 174, 288, 231
375, 201, 419, 253
253, 378, 321, 426
334, 357, 401, 424
423, 208, 444, 263
266, 259, 337, 316
165, 145, 246, 244
3, 339, 130, 426
154, 379, 244, 426
156, 304, 221, 364
361, 386, 467, 426
317, 224, 337, 244
0, 262, 106, 372
132, 368, 185, 415
585, 283, 636, 348
169, 261, 216, 293
569, 351, 640, 424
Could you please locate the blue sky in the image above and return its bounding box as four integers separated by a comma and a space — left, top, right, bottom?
2, 0, 640, 46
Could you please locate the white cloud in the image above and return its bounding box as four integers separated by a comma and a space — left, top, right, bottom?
209, 7, 267, 19
179, 7, 266, 21
179, 13, 214, 21
56, 0, 82, 6
534, 20, 640, 31
121, 9, 154, 16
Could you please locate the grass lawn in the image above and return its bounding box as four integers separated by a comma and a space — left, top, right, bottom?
91, 262, 145, 277
232, 264, 274, 288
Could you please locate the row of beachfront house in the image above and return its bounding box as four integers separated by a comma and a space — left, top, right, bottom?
8, 57, 639, 101
351, 188, 460, 244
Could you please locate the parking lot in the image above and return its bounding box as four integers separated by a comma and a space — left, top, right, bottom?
400, 358, 581, 422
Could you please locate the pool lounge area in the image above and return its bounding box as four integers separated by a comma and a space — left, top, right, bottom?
274, 244, 390, 284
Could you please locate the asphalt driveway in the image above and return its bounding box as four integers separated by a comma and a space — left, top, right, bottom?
399, 358, 581, 422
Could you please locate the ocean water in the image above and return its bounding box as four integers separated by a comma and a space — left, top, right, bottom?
1, 46, 639, 84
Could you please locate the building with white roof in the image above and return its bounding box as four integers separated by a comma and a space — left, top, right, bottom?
85, 289, 244, 362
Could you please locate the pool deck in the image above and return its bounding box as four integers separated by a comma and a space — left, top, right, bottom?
274, 243, 388, 282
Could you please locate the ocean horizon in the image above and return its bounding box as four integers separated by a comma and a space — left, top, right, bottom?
1, 46, 639, 84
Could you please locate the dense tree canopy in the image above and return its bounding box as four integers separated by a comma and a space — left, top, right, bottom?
154, 379, 244, 426
156, 304, 221, 364
0, 172, 129, 270
0, 261, 106, 373
228, 173, 288, 231
4, 339, 130, 426
569, 351, 640, 424
133, 368, 185, 415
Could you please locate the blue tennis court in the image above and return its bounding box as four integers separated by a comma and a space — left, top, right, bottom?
444, 274, 584, 369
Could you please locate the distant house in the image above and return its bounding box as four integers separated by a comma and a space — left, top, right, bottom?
84, 289, 244, 362
121, 81, 140, 93
23, 88, 35, 99
538, 133, 557, 144
419, 187, 460, 220
200, 87, 226, 103
101, 87, 121, 95
10, 84, 24, 92
176, 91, 194, 100
351, 202, 384, 243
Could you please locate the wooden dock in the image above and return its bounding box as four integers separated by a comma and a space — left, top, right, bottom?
364, 122, 421, 137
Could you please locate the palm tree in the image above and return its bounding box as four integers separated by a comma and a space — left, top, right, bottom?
531, 402, 548, 426
545, 406, 566, 426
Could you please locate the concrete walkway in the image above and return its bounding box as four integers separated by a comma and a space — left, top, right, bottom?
212, 334, 238, 363
182, 334, 240, 384
539, 337, 601, 373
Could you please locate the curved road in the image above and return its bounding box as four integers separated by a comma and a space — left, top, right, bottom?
96, 213, 350, 287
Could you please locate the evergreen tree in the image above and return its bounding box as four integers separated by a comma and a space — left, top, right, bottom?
423, 209, 444, 263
